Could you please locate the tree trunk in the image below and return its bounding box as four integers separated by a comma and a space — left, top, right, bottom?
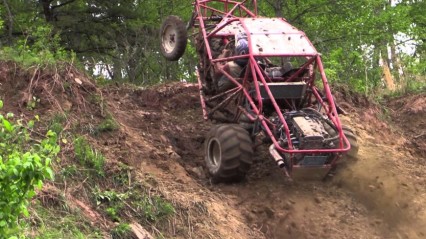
2, 0, 13, 44
39, 0, 54, 22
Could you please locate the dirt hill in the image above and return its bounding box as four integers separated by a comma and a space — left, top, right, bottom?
0, 62, 425, 238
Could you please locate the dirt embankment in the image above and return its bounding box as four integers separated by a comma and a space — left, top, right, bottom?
104, 83, 425, 239
1, 61, 424, 238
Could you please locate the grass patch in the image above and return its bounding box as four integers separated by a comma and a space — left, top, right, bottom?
111, 223, 132, 239
48, 113, 67, 135
73, 137, 105, 176
92, 178, 175, 225
94, 116, 118, 135
25, 202, 103, 239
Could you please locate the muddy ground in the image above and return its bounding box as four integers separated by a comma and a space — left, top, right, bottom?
103, 83, 425, 239
0, 62, 424, 238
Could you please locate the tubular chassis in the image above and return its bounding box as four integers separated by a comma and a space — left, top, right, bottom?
161, 0, 355, 181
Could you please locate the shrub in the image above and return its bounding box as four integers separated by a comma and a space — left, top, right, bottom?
0, 100, 60, 237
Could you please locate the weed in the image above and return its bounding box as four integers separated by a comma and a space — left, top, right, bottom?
25, 202, 103, 239
105, 207, 121, 222
93, 188, 128, 206
112, 163, 131, 186
137, 195, 175, 223
48, 113, 67, 135
92, 188, 128, 222
110, 223, 132, 239
60, 164, 79, 178
88, 94, 102, 105
27, 96, 40, 110
73, 137, 105, 176
94, 117, 118, 135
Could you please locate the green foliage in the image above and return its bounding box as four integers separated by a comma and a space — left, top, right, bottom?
111, 163, 131, 186
73, 137, 105, 176
93, 189, 128, 206
48, 113, 67, 135
0, 0, 423, 92
94, 117, 118, 135
110, 223, 132, 239
0, 24, 75, 67
25, 202, 103, 239
0, 100, 60, 237
136, 195, 175, 223
26, 97, 40, 111
92, 188, 126, 222
92, 182, 175, 224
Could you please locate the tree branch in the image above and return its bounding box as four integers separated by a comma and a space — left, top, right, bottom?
51, 0, 77, 10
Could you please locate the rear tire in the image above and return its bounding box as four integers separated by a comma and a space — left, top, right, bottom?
160, 16, 187, 61
205, 124, 253, 183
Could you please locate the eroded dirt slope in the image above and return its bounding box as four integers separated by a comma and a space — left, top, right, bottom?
1, 61, 424, 239
104, 83, 425, 239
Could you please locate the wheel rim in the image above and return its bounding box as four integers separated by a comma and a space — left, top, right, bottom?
208, 139, 221, 169
162, 24, 177, 53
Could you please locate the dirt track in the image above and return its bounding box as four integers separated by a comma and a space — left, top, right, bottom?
104, 83, 425, 239
0, 62, 424, 239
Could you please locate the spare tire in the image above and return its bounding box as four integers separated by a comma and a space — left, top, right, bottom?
160, 15, 187, 61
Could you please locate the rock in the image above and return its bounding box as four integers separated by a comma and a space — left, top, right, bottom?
166, 147, 181, 160
264, 207, 275, 218
284, 201, 293, 210
130, 222, 154, 239
314, 196, 322, 204
62, 99, 73, 111
191, 166, 205, 179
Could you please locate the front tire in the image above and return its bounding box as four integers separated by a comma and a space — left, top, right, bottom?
160, 16, 188, 61
342, 125, 359, 158
205, 124, 253, 183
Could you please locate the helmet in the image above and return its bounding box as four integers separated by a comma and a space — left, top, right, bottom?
235, 31, 248, 55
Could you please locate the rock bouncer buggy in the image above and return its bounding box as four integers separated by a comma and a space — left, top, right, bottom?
160, 0, 358, 182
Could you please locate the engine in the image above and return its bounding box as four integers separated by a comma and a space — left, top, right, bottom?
277, 109, 339, 165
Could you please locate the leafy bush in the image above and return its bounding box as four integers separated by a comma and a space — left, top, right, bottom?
0, 25, 75, 67
0, 100, 60, 237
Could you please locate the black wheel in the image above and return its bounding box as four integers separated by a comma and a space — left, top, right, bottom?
205, 124, 253, 183
160, 15, 188, 61
342, 125, 359, 158
333, 125, 359, 168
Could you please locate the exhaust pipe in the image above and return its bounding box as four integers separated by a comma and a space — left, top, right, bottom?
269, 144, 292, 179
269, 144, 285, 168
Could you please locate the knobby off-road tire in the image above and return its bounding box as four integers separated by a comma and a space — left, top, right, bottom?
160, 16, 188, 61
342, 125, 359, 158
335, 125, 359, 167
205, 124, 253, 183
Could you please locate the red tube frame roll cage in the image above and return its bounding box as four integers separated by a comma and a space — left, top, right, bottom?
191, 0, 351, 169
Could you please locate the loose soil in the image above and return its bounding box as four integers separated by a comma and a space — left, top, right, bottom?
103, 83, 425, 239
1, 62, 424, 238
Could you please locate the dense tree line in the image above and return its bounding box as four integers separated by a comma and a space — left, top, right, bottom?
0, 0, 424, 93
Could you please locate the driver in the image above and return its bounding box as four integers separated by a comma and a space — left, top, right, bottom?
214, 32, 249, 92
